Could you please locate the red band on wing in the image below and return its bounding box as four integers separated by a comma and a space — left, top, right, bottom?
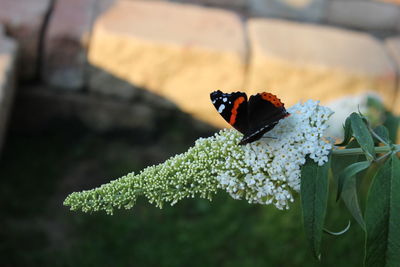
229, 96, 246, 125
260, 92, 284, 108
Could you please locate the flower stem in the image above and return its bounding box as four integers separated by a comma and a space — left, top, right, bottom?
332, 144, 400, 156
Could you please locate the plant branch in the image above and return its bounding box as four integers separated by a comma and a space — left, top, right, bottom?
332, 145, 400, 156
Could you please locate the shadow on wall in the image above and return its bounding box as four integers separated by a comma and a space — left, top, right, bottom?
10, 64, 217, 143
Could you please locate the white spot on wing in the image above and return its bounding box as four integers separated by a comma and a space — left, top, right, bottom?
223, 97, 227, 102
218, 104, 225, 113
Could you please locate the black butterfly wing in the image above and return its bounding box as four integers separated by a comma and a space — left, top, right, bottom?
210, 90, 249, 134
240, 92, 289, 144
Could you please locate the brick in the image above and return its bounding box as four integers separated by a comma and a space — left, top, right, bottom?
15, 87, 156, 132
246, 19, 397, 110
0, 0, 51, 79
376, 0, 400, 5
171, 0, 246, 10
88, 0, 246, 126
12, 87, 212, 138
385, 37, 400, 70
249, 0, 326, 22
0, 32, 17, 154
326, 0, 400, 31
43, 0, 97, 89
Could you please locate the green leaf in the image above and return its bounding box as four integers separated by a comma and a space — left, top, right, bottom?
337, 161, 371, 201
331, 140, 360, 183
331, 140, 369, 230
336, 116, 353, 147
367, 96, 385, 111
383, 111, 399, 143
373, 125, 390, 145
350, 113, 375, 161
338, 161, 371, 230
300, 157, 330, 260
364, 154, 400, 267
336, 161, 371, 230
323, 221, 351, 236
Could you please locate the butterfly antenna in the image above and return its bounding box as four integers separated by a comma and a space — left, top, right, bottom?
261, 135, 278, 140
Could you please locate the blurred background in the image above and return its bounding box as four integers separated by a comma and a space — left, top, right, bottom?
0, 0, 399, 266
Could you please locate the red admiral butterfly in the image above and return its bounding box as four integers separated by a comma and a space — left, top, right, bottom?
210, 90, 290, 145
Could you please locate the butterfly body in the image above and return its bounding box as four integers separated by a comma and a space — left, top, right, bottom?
210, 90, 289, 145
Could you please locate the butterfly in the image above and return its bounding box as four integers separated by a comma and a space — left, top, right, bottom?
210, 90, 289, 145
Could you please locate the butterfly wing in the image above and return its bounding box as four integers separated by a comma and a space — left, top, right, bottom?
240, 92, 289, 144
210, 90, 249, 134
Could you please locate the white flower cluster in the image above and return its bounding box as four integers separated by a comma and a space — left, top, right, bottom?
214, 100, 333, 210
64, 100, 333, 214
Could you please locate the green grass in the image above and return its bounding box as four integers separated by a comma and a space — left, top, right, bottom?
0, 120, 365, 267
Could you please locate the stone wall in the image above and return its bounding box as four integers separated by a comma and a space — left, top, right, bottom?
1, 0, 400, 152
